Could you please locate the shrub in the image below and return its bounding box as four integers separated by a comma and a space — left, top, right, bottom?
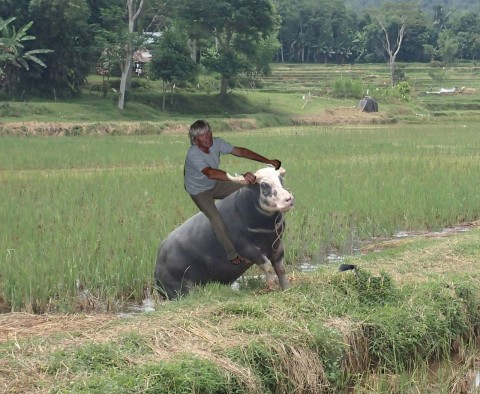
332, 78, 364, 98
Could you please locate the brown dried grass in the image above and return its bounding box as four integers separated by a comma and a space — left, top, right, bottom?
0, 305, 331, 393
0, 121, 188, 136
326, 317, 370, 374
292, 107, 394, 126
0, 108, 389, 137
0, 312, 115, 344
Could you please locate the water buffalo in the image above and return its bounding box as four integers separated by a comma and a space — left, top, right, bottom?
154, 166, 294, 299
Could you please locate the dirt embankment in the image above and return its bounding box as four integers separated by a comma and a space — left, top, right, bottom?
0, 109, 392, 136
292, 107, 395, 126
0, 121, 183, 136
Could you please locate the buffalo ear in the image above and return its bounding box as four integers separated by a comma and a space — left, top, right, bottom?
277, 167, 286, 177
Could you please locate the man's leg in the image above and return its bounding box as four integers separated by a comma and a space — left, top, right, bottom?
211, 181, 244, 200
190, 188, 239, 261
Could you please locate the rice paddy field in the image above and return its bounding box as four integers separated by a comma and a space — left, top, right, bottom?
1, 122, 480, 313
2, 63, 480, 393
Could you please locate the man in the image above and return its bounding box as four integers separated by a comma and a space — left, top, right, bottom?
184, 119, 281, 265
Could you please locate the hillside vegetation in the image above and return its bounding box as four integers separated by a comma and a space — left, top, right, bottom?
346, 0, 480, 12
1, 62, 479, 136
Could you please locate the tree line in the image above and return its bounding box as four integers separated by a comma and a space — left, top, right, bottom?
1, 0, 479, 104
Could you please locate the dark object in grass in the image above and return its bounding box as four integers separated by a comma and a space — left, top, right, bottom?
339, 263, 360, 279
339, 264, 357, 272
358, 97, 378, 112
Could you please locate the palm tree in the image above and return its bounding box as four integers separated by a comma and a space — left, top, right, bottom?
0, 17, 53, 96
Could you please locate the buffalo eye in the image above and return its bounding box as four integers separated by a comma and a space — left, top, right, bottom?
260, 182, 273, 198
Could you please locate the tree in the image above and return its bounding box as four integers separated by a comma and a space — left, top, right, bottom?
244, 34, 280, 87
26, 0, 94, 98
372, 2, 424, 87
117, 0, 144, 109
473, 34, 480, 61
437, 30, 458, 64
0, 17, 52, 97
0, 0, 30, 25
432, 4, 451, 31
94, 0, 145, 108
449, 11, 480, 60
423, 43, 435, 62
177, 0, 279, 96
148, 29, 198, 111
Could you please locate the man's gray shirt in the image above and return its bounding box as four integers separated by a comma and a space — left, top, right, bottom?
184, 137, 233, 195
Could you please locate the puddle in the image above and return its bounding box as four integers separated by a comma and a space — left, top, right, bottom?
117, 298, 156, 317
298, 222, 479, 273
394, 225, 472, 239
231, 223, 479, 289
427, 338, 480, 393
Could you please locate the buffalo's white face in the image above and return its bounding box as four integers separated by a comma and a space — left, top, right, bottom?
254, 167, 294, 213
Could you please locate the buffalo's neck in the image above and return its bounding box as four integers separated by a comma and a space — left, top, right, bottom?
235, 186, 284, 233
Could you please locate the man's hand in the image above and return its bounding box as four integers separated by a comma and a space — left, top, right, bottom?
242, 172, 256, 184
270, 159, 282, 170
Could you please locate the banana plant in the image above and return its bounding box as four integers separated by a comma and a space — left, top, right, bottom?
0, 17, 53, 95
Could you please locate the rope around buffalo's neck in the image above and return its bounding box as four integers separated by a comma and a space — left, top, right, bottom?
272, 212, 284, 252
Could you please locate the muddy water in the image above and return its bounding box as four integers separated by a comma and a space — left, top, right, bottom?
427, 339, 480, 393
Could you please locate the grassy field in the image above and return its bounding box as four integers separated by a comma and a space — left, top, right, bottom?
2, 63, 480, 392
2, 123, 480, 314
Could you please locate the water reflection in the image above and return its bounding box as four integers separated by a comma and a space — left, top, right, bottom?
118, 298, 156, 317
118, 223, 477, 317
298, 223, 475, 273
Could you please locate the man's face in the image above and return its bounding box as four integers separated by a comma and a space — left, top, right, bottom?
195, 130, 213, 151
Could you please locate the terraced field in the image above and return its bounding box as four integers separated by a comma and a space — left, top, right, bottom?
261, 62, 480, 119
263, 63, 480, 93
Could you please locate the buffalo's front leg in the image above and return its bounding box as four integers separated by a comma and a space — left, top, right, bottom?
272, 258, 289, 290
257, 255, 279, 290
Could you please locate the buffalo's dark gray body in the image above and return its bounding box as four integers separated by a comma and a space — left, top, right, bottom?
155, 183, 289, 299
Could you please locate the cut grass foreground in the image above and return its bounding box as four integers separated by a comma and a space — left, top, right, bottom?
2, 228, 480, 393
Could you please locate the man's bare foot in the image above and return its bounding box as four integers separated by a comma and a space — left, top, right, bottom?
229, 256, 243, 265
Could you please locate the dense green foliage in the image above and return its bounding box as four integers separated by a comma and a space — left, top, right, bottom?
346, 0, 480, 13
0, 17, 52, 96
1, 0, 480, 98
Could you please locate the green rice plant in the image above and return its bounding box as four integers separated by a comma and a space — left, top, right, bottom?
2, 123, 480, 312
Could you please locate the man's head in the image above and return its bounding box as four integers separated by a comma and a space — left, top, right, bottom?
189, 120, 211, 146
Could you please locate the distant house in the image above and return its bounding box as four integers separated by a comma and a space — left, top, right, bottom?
133, 50, 152, 77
